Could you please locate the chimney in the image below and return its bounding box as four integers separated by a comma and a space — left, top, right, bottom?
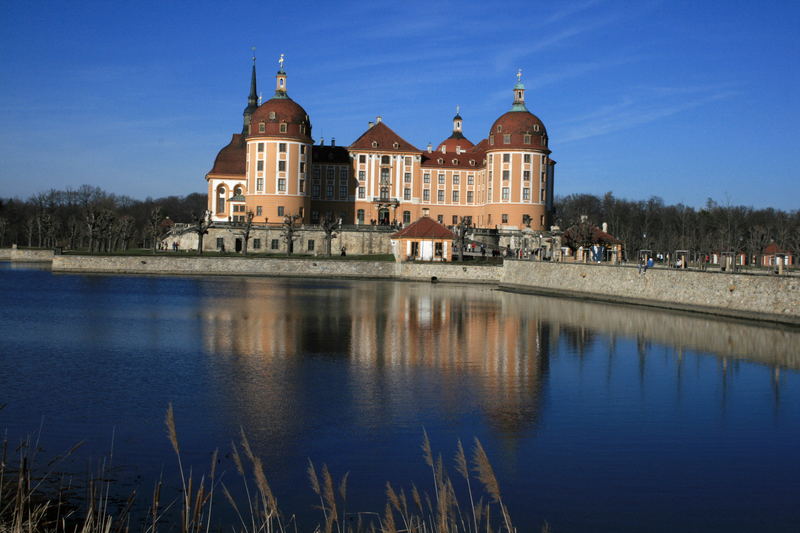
602, 222, 608, 233
376, 115, 382, 123
319, 137, 324, 145
368, 121, 374, 129
427, 142, 432, 153
331, 137, 336, 147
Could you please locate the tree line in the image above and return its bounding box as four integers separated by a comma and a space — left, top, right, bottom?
555, 192, 800, 262
0, 185, 206, 252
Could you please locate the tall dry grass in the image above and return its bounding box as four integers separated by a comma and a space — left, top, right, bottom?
1, 405, 548, 533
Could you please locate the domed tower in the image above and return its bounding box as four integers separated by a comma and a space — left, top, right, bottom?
484, 70, 554, 230
244, 54, 313, 224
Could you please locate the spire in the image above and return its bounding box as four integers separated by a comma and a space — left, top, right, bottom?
452, 105, 463, 136
242, 47, 259, 134
274, 53, 288, 98
511, 68, 527, 111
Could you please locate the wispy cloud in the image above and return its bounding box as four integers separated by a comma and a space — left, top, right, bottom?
558, 85, 740, 142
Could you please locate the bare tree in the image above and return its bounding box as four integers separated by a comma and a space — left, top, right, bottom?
148, 207, 164, 253
237, 211, 255, 255
320, 214, 339, 256
0, 216, 7, 247
188, 210, 212, 254
453, 218, 472, 261
280, 213, 302, 255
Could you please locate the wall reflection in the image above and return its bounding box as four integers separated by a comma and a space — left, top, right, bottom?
199, 278, 799, 440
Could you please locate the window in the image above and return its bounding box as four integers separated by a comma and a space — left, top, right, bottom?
357, 209, 365, 223
404, 172, 411, 183
453, 175, 460, 185
489, 135, 494, 145
423, 189, 430, 201
404, 188, 411, 200
423, 173, 430, 184
541, 188, 546, 201
523, 171, 530, 181
422, 208, 430, 217
256, 178, 264, 192
340, 184, 348, 198
534, 124, 540, 132
312, 183, 321, 198
403, 211, 411, 224
279, 143, 286, 152
278, 161, 286, 171
216, 187, 226, 213
307, 240, 315, 251
523, 134, 531, 144
452, 215, 458, 224
300, 162, 306, 173
279, 123, 287, 133
502, 214, 508, 224
314, 166, 320, 177
437, 190, 444, 202
278, 178, 286, 191
437, 158, 443, 164
257, 160, 264, 171
326, 183, 334, 198
358, 186, 365, 199
300, 179, 305, 193
380, 187, 390, 201
311, 211, 320, 223
467, 191, 474, 203
271, 239, 279, 250
380, 168, 390, 184
393, 142, 399, 149
452, 159, 459, 165
257, 143, 264, 153
339, 167, 348, 178
372, 141, 378, 148
503, 153, 510, 163
502, 170, 510, 181
300, 145, 306, 154
358, 170, 366, 180
253, 238, 261, 250
381, 155, 390, 165
438, 174, 445, 185
269, 111, 276, 119
258, 122, 265, 133
469, 160, 475, 166
452, 190, 459, 202
277, 206, 284, 216
216, 238, 224, 250
523, 188, 530, 200
359, 154, 366, 163
405, 156, 412, 166
437, 214, 444, 223
467, 175, 474, 185
502, 187, 509, 201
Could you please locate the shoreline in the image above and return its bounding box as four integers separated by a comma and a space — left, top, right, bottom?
3, 249, 798, 327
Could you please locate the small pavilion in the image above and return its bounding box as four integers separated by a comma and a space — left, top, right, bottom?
390, 217, 456, 262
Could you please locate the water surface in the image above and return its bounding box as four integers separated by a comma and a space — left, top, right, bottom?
0, 263, 798, 532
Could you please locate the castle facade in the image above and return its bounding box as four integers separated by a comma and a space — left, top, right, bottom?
206, 57, 555, 231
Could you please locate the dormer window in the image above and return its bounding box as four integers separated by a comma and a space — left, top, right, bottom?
489, 135, 494, 145
269, 111, 276, 120
258, 122, 265, 133
279, 123, 287, 133
497, 125, 502, 133
452, 159, 459, 165
523, 134, 531, 144
299, 125, 305, 134
533, 124, 540, 132
456, 145, 461, 153
437, 158, 444, 164
393, 142, 399, 149
469, 160, 475, 166
441, 146, 446, 154
503, 134, 511, 144
372, 141, 378, 148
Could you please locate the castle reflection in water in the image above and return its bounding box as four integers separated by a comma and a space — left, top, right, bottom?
199, 278, 799, 436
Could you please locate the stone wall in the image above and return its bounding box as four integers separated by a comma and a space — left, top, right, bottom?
165, 226, 393, 256
6, 248, 55, 262
501, 260, 800, 323
0, 248, 11, 260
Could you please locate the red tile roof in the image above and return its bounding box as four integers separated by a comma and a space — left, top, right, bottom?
349, 121, 421, 152
487, 111, 550, 152
763, 242, 790, 254
249, 97, 313, 143
391, 217, 456, 240
207, 134, 246, 176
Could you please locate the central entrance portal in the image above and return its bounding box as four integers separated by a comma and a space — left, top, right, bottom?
378, 208, 390, 225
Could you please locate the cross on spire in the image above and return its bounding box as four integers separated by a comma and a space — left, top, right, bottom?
517, 68, 522, 82
278, 53, 285, 71
456, 104, 460, 115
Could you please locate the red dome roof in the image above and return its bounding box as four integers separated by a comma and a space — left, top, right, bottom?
488, 111, 548, 151
249, 97, 312, 143
207, 134, 246, 176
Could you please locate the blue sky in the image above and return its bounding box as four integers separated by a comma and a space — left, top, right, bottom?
1, 0, 798, 210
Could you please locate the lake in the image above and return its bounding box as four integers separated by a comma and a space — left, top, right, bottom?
0, 262, 798, 532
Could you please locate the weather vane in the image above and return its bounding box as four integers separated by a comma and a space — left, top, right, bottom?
279, 53, 285, 70
517, 68, 523, 82
251, 46, 256, 62
456, 104, 460, 114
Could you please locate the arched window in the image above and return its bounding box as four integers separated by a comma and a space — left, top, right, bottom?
452, 159, 459, 165
372, 141, 378, 148
234, 186, 242, 196
216, 186, 226, 214
393, 142, 399, 149
533, 124, 540, 132
437, 158, 443, 164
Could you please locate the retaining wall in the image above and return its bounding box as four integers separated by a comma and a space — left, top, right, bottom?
3, 248, 56, 262
501, 260, 800, 324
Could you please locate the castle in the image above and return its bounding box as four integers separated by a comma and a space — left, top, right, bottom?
205, 54, 555, 232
